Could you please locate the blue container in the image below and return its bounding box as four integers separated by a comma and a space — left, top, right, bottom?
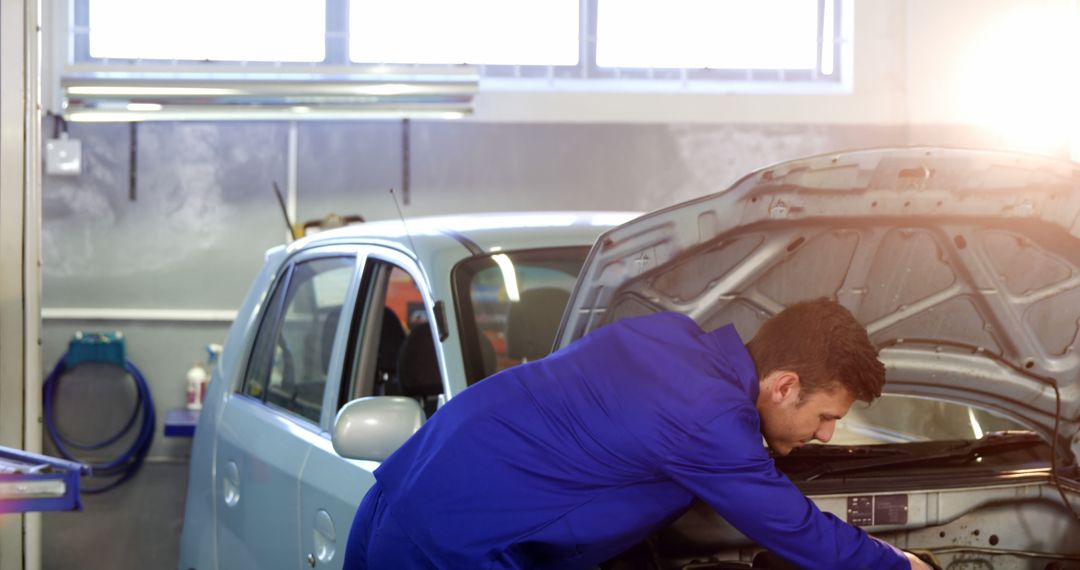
65, 331, 126, 369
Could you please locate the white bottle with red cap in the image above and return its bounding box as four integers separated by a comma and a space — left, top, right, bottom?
185, 363, 209, 411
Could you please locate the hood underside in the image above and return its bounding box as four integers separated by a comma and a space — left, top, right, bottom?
558, 147, 1080, 461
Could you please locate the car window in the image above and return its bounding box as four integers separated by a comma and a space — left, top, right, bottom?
343, 259, 441, 416
829, 394, 1029, 445
243, 265, 294, 402
242, 255, 355, 423
452, 247, 589, 385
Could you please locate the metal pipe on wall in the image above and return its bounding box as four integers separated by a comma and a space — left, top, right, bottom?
287, 121, 299, 241
41, 308, 238, 322
23, 0, 44, 564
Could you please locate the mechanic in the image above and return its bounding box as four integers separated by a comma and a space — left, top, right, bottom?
343, 298, 933, 570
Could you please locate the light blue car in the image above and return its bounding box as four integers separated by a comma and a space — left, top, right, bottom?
182, 148, 1080, 570
177, 212, 639, 570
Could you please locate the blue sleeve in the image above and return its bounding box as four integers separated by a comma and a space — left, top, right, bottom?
660, 406, 909, 570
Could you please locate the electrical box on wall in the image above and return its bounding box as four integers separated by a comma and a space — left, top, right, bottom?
44, 138, 81, 176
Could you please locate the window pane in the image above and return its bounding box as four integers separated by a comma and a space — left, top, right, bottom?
88, 0, 325, 61
349, 0, 578, 65
345, 261, 441, 416
243, 267, 294, 401
263, 257, 354, 423
453, 247, 588, 385
364, 266, 425, 401
597, 0, 818, 69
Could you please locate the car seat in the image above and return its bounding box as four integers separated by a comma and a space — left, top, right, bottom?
375, 307, 407, 396
397, 322, 442, 417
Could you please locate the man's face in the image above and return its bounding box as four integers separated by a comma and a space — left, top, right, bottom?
757, 372, 856, 456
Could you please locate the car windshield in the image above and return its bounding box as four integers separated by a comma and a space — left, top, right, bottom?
453, 247, 589, 385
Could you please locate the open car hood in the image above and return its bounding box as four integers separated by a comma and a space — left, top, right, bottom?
556, 147, 1080, 463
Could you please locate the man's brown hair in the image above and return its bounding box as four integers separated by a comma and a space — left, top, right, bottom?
745, 298, 885, 403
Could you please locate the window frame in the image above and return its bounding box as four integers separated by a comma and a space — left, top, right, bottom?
238, 247, 361, 429
337, 246, 443, 413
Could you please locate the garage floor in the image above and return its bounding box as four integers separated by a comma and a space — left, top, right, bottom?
43, 461, 187, 570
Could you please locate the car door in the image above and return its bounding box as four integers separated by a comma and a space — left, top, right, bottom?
215, 249, 359, 570
297, 247, 444, 570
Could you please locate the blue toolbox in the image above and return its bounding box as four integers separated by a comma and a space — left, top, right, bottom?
0, 446, 90, 513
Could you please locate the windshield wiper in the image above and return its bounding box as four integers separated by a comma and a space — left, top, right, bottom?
797, 431, 1044, 482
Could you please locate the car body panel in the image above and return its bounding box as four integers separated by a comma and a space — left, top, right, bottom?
214, 396, 310, 569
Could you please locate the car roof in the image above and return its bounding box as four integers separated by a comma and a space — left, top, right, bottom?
284, 211, 642, 262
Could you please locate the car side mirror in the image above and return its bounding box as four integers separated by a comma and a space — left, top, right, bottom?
332, 396, 425, 462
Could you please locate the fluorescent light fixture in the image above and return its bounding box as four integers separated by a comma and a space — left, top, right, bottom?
492, 254, 520, 302
126, 103, 163, 111
68, 112, 150, 122
352, 83, 419, 96
67, 86, 242, 96
66, 107, 470, 122
61, 67, 477, 122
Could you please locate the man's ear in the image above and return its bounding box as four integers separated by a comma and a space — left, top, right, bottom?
765, 370, 801, 404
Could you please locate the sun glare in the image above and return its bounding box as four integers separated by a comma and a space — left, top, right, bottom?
956, 3, 1079, 155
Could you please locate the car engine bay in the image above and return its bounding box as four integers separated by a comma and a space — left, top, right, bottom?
606, 434, 1080, 570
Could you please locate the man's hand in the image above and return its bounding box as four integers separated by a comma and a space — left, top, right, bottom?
903, 550, 941, 570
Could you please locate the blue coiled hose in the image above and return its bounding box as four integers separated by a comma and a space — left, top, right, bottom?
42, 353, 156, 493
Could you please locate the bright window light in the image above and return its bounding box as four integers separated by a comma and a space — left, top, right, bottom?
350, 0, 578, 65
956, 3, 1080, 155
88, 0, 325, 61
820, 0, 835, 75
597, 0, 818, 69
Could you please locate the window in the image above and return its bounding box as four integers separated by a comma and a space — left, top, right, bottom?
69, 0, 843, 86
596, 0, 821, 71
349, 0, 578, 65
84, 0, 325, 62
243, 256, 355, 423
453, 247, 589, 385
344, 259, 442, 417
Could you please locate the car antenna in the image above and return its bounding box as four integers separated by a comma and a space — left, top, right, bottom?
389, 187, 418, 253
272, 181, 301, 241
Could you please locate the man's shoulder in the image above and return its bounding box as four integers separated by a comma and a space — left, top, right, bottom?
610, 311, 701, 334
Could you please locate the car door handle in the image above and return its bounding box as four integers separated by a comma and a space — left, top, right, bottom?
222, 460, 240, 507
311, 509, 336, 565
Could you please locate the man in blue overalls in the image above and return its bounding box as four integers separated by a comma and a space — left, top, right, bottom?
344, 298, 932, 569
